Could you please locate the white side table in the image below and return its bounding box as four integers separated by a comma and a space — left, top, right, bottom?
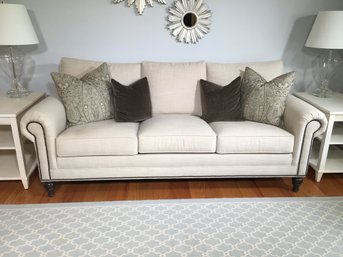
293, 92, 343, 182
0, 92, 45, 189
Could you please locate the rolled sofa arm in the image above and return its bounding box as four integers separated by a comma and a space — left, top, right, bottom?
283, 95, 327, 176
20, 96, 67, 180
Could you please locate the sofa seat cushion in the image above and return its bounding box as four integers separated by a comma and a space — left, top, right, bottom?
210, 121, 294, 154
138, 115, 216, 153
56, 120, 139, 157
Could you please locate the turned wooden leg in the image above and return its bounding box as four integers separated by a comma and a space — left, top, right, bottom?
44, 182, 55, 197
292, 177, 303, 192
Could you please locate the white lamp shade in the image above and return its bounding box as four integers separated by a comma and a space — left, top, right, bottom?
0, 4, 39, 45
305, 11, 343, 49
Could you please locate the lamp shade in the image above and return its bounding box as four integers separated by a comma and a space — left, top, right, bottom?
305, 11, 343, 49
0, 4, 39, 45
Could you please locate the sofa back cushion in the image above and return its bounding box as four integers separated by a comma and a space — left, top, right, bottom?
207, 60, 283, 86
60, 57, 141, 85
142, 61, 206, 115
59, 58, 284, 116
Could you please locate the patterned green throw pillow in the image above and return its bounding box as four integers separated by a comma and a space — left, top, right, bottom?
51, 63, 113, 127
241, 67, 295, 127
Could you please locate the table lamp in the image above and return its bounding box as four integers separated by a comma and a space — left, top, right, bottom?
0, 3, 39, 98
305, 11, 343, 98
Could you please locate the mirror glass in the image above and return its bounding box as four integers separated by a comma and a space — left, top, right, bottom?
183, 12, 197, 28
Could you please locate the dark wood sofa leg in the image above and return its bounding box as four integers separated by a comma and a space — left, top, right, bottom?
44, 182, 55, 197
292, 177, 303, 192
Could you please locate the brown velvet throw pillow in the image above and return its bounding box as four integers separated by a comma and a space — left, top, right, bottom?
111, 77, 152, 122
200, 77, 243, 122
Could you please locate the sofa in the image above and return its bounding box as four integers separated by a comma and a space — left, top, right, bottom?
20, 58, 327, 196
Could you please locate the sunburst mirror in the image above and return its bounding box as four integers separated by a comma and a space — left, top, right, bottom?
113, 0, 166, 15
168, 0, 211, 44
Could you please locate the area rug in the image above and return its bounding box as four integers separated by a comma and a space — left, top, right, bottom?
0, 197, 342, 257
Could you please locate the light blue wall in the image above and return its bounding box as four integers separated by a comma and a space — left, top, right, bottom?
1, 0, 343, 94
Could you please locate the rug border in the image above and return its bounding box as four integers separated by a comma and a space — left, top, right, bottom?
1, 196, 342, 210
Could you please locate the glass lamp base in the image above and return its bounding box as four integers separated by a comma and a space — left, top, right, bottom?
311, 50, 338, 98
312, 86, 333, 98
6, 80, 31, 98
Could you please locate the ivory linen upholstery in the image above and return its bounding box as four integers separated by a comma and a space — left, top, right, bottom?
210, 121, 294, 154
206, 60, 283, 85
142, 61, 206, 115
56, 120, 139, 157
138, 115, 216, 153
20, 58, 327, 185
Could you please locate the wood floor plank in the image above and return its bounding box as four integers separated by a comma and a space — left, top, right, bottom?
253, 178, 293, 197
0, 168, 342, 204
237, 180, 264, 197
189, 180, 242, 199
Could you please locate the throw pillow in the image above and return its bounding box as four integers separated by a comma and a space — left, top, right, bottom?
241, 67, 295, 126
111, 77, 152, 122
51, 63, 113, 127
200, 77, 243, 122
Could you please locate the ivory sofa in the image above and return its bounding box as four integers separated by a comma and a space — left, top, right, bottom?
21, 58, 327, 196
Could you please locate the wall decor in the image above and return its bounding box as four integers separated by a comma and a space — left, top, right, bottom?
113, 0, 166, 15
168, 0, 211, 44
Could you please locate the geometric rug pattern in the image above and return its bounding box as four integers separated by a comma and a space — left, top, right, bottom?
0, 197, 342, 257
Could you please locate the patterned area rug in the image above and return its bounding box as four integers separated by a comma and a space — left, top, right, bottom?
0, 197, 342, 257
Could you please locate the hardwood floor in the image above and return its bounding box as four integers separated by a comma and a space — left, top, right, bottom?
0, 167, 342, 204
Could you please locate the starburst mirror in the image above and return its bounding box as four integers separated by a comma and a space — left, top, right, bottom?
168, 0, 211, 44
113, 0, 166, 15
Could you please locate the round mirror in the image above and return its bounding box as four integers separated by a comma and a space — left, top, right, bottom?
168, 0, 212, 44
182, 12, 197, 28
